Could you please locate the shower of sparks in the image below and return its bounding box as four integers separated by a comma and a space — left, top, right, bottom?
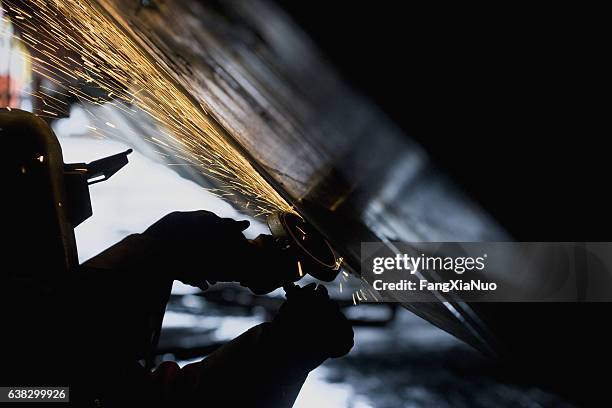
339, 272, 382, 305
361, 276, 380, 302
3, 0, 293, 216
359, 289, 367, 301
295, 225, 307, 241
297, 260, 303, 277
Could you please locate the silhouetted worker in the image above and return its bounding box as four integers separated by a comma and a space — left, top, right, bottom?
2, 109, 353, 407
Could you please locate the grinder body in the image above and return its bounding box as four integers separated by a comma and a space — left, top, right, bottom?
265, 212, 340, 296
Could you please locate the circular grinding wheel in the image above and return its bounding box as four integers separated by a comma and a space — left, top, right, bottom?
267, 212, 339, 282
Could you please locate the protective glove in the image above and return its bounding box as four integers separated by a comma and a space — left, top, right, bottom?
273, 283, 354, 369
142, 210, 299, 294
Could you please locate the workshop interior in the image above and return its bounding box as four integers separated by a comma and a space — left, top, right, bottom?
1, 1, 608, 407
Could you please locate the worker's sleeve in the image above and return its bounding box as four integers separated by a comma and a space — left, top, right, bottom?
83, 233, 167, 276
150, 322, 318, 408
80, 234, 174, 361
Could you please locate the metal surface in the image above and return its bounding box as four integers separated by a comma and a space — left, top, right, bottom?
267, 212, 338, 282
83, 0, 510, 353
9, 0, 510, 353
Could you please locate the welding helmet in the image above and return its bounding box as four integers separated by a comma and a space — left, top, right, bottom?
2, 108, 130, 282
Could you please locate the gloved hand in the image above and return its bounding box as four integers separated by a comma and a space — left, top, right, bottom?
142, 210, 299, 294
273, 283, 354, 368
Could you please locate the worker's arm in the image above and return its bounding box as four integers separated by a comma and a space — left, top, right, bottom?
79, 209, 307, 367
150, 283, 354, 408
76, 257, 173, 362
85, 210, 299, 294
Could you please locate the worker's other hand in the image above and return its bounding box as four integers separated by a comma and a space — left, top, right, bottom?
274, 283, 354, 367
142, 210, 299, 294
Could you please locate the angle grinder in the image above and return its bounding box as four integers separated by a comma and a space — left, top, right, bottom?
265, 211, 340, 297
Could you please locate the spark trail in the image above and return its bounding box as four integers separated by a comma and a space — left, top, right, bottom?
2, 0, 293, 216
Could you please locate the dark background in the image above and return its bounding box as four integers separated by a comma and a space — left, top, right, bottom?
275, 2, 607, 241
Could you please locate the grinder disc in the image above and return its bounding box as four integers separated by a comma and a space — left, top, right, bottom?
267, 212, 339, 282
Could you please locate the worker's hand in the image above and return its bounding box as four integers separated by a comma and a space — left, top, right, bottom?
242, 233, 303, 294
142, 210, 299, 294
273, 283, 354, 367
